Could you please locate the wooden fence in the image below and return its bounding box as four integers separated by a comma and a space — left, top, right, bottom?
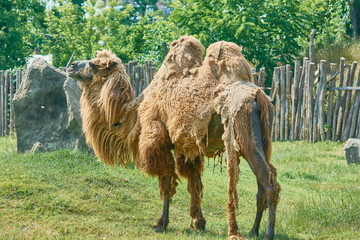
0, 60, 156, 137
0, 69, 24, 137
1, 57, 359, 143
270, 57, 360, 142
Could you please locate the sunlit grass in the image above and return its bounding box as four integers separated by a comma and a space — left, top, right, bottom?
0, 138, 359, 239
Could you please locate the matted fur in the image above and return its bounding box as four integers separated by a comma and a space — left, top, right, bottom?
205, 41, 253, 82
80, 50, 139, 167
76, 37, 279, 239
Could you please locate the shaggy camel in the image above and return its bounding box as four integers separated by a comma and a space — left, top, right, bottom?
67, 36, 281, 240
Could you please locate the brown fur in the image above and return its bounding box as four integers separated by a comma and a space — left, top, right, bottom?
73, 37, 279, 239
79, 50, 140, 167
205, 41, 253, 82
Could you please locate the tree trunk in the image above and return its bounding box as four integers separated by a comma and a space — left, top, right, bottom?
349, 0, 360, 40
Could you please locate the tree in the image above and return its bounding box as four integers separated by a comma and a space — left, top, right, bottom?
44, 0, 133, 67
349, 0, 360, 39
170, 0, 307, 70
0, 0, 46, 70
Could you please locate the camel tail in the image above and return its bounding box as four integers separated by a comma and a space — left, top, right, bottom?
256, 90, 274, 162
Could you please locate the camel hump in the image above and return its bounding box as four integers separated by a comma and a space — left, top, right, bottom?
205, 41, 253, 82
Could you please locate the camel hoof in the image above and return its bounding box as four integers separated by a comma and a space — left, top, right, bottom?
190, 218, 206, 231
228, 234, 247, 240
263, 229, 274, 240
152, 224, 166, 232
249, 228, 259, 237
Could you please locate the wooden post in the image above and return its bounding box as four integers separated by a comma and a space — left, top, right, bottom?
4, 70, 10, 137
309, 29, 316, 63
150, 66, 155, 83
291, 60, 301, 139
162, 42, 169, 56
124, 64, 129, 75
336, 64, 351, 140
0, 71, 4, 137
307, 62, 316, 142
9, 73, 15, 136
258, 67, 266, 88
313, 67, 322, 142
273, 68, 280, 141
16, 69, 21, 92
341, 61, 358, 141
332, 58, 345, 140
285, 64, 291, 140
318, 60, 327, 141
300, 58, 310, 139
295, 58, 308, 140
132, 65, 138, 96
127, 61, 138, 88
280, 66, 286, 140
270, 68, 279, 102
252, 69, 258, 86
138, 66, 144, 94
346, 67, 360, 138
326, 63, 337, 140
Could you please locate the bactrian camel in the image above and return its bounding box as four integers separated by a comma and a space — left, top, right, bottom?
67, 35, 281, 240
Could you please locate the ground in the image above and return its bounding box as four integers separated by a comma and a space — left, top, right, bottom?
0, 138, 359, 239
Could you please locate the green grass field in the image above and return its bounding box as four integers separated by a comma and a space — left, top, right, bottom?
0, 138, 359, 239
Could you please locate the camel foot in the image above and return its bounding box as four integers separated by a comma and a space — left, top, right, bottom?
190, 217, 206, 231
249, 227, 259, 237
151, 217, 168, 232
228, 234, 247, 240
152, 224, 166, 232
263, 232, 274, 240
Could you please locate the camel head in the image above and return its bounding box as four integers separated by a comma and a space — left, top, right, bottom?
205, 41, 252, 82
69, 50, 134, 127
67, 60, 92, 88
165, 35, 204, 72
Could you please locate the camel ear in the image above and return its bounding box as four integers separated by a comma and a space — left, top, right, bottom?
89, 61, 98, 70
108, 61, 118, 70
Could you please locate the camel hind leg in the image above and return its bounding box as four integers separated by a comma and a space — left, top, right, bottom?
177, 155, 206, 230
235, 101, 280, 240
139, 120, 179, 231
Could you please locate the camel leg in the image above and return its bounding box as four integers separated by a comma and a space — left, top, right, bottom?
249, 180, 267, 237
177, 155, 206, 230
240, 103, 280, 240
153, 174, 172, 231
223, 118, 245, 239
139, 121, 179, 231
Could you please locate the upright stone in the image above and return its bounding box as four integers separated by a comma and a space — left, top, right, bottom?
13, 57, 89, 153
344, 138, 360, 165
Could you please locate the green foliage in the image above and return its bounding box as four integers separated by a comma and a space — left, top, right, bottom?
0, 0, 46, 70
2, 0, 358, 71
0, 139, 359, 239
170, 0, 307, 69
44, 0, 133, 67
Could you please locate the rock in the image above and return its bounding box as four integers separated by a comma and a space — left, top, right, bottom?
344, 138, 360, 165
13, 57, 90, 153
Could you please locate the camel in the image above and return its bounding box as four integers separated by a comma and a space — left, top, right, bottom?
67, 36, 281, 240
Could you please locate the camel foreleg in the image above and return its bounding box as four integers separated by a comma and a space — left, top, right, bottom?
153, 174, 173, 231
139, 120, 179, 231
177, 155, 206, 230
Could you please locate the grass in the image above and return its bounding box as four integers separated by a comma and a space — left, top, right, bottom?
0, 138, 359, 239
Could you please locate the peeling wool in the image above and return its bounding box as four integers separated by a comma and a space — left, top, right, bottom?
139, 36, 257, 162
